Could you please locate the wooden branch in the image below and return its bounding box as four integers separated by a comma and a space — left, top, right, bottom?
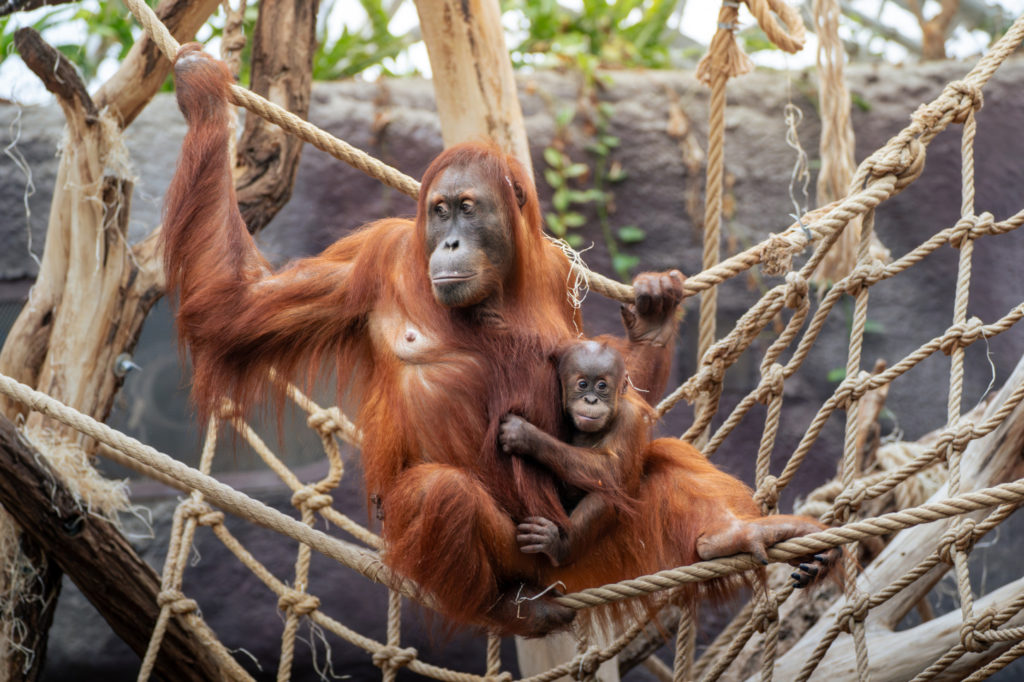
767, 577, 1024, 680
235, 0, 319, 234
94, 0, 221, 128
760, 353, 1024, 679
413, 0, 534, 176
0, 416, 246, 681
0, 0, 73, 18
14, 27, 96, 119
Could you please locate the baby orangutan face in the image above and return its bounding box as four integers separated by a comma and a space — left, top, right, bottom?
558, 341, 626, 434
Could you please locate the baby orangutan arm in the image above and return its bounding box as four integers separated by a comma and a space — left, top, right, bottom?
499, 414, 619, 493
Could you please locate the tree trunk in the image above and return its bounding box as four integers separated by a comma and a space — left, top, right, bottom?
0, 2, 218, 676
413, 0, 533, 177
235, 0, 321, 233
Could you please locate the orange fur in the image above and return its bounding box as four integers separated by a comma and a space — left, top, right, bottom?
162, 46, 826, 636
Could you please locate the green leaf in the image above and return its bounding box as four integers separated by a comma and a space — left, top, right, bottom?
566, 233, 585, 248
617, 225, 646, 243
563, 212, 586, 228
863, 319, 886, 335
827, 367, 847, 383
543, 147, 564, 169
553, 188, 570, 212
564, 163, 589, 178
612, 253, 640, 278
546, 212, 565, 237
543, 169, 564, 188
555, 106, 576, 127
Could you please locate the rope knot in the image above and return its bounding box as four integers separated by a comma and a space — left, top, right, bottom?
946, 80, 984, 124
784, 271, 808, 309
834, 371, 871, 410
373, 645, 419, 671
179, 499, 224, 526
291, 486, 333, 512
761, 233, 794, 276
950, 212, 994, 248
157, 589, 199, 615
838, 594, 870, 633
571, 646, 603, 680
278, 590, 321, 616
863, 137, 925, 192
938, 518, 977, 563
843, 260, 886, 296
307, 406, 341, 434
961, 607, 997, 653
950, 420, 976, 453
756, 364, 786, 405
832, 481, 867, 521
752, 592, 780, 633
940, 317, 986, 356
753, 475, 780, 512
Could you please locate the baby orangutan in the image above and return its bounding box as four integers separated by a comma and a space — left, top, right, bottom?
500, 340, 647, 568
500, 340, 835, 590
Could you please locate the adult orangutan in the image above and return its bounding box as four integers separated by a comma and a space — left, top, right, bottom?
163, 44, 682, 636
501, 341, 836, 598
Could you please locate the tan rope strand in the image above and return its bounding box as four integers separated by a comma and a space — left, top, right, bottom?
138, 418, 220, 682
555, 477, 1024, 609
0, 371, 419, 600
962, 640, 1024, 682
694, 66, 728, 445
673, 604, 697, 682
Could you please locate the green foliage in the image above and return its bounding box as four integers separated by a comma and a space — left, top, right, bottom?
313, 0, 418, 80
0, 1, 150, 84
541, 82, 645, 282
503, 0, 682, 70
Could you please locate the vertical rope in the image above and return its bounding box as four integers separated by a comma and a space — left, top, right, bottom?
811, 0, 860, 284
673, 603, 697, 682
694, 67, 728, 448
948, 104, 980, 656
833, 205, 879, 682
486, 632, 502, 678
138, 417, 219, 682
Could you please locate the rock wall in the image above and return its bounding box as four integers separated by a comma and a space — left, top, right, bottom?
1, 56, 1023, 680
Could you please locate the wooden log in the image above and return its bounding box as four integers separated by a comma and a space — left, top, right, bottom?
0, 416, 247, 681
413, 0, 533, 177
235, 0, 320, 233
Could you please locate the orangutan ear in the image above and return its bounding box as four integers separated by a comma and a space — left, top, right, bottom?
513, 181, 527, 209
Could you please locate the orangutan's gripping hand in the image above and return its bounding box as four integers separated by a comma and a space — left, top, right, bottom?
621, 270, 685, 347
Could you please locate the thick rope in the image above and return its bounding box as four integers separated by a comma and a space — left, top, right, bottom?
0, 372, 416, 600
555, 477, 1024, 609
13, 4, 1024, 681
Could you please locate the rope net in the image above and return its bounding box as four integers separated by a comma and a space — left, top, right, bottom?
1, 0, 1023, 680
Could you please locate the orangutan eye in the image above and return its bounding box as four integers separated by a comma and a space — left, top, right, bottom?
596, 381, 608, 391
577, 379, 588, 390
435, 202, 449, 218
460, 199, 475, 214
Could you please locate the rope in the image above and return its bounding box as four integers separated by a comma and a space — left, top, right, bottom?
7, 3, 1024, 680
0, 372, 414, 600
554, 477, 1024, 609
